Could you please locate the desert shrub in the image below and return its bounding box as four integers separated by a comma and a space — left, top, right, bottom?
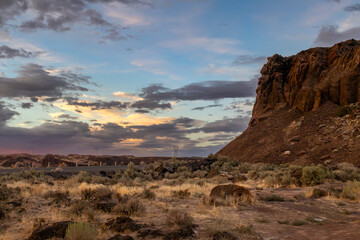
301, 166, 327, 186
69, 200, 86, 217
235, 162, 253, 173
167, 209, 193, 226
193, 170, 207, 178
210, 155, 229, 170
123, 162, 144, 180
334, 163, 359, 182
248, 170, 258, 180
76, 171, 93, 183
0, 184, 20, 202
167, 158, 188, 168
114, 198, 145, 216
171, 189, 190, 199
254, 218, 269, 223
264, 176, 278, 188
0, 170, 51, 183
177, 166, 193, 179
341, 181, 360, 201
261, 194, 284, 202
292, 220, 307, 226
43, 190, 69, 201
65, 222, 97, 240
251, 163, 276, 172
220, 160, 239, 173
236, 224, 254, 234
142, 188, 155, 200
337, 105, 356, 117
81, 187, 113, 201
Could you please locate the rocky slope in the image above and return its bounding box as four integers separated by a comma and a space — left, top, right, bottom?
217, 39, 360, 166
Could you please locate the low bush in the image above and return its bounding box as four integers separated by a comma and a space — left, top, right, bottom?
167, 209, 194, 227
236, 223, 254, 234
81, 187, 113, 202
301, 166, 327, 186
68, 200, 86, 217
334, 163, 359, 182
171, 189, 190, 199
114, 198, 145, 216
141, 188, 155, 200
65, 222, 97, 240
341, 181, 360, 201
0, 184, 20, 202
43, 190, 69, 201
292, 219, 307, 226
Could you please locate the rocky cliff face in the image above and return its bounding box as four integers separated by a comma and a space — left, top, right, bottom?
251, 39, 360, 126
218, 40, 360, 166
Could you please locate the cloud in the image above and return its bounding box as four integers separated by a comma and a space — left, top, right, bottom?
191, 116, 250, 133
0, 102, 19, 127
161, 37, 246, 55
139, 78, 257, 102
0, 0, 151, 42
0, 45, 40, 59
131, 100, 171, 110
314, 25, 360, 46
0, 63, 90, 99
21, 102, 34, 109
0, 105, 247, 155
56, 114, 79, 120
67, 100, 130, 110
191, 104, 223, 111
344, 3, 360, 12
232, 55, 267, 65
106, 1, 151, 26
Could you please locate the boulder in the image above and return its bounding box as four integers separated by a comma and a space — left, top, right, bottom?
27, 221, 73, 240
108, 234, 134, 240
103, 216, 140, 233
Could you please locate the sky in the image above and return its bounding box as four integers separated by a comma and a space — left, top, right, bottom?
0, 0, 360, 157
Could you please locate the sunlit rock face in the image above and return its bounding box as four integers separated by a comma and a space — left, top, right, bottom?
218, 40, 360, 165
251, 39, 360, 126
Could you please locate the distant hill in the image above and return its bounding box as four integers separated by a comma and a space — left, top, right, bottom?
217, 39, 360, 166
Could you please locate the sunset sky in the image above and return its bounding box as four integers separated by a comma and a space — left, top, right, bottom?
1, 0, 360, 156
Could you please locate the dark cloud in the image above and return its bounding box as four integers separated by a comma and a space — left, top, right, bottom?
21, 102, 33, 109
0, 45, 39, 59
0, 111, 246, 156
314, 25, 360, 46
344, 3, 360, 11
0, 63, 90, 99
0, 102, 19, 127
134, 109, 150, 113
131, 100, 171, 110
140, 77, 258, 102
232, 55, 267, 65
191, 104, 223, 111
67, 100, 130, 110
57, 114, 78, 120
0, 0, 151, 42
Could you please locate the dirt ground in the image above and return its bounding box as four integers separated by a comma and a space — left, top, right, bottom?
1, 174, 359, 240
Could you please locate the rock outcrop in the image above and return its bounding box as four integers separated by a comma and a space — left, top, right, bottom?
217, 40, 360, 166
251, 39, 360, 126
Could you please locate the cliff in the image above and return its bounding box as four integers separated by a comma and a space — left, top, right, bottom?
217, 39, 360, 165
